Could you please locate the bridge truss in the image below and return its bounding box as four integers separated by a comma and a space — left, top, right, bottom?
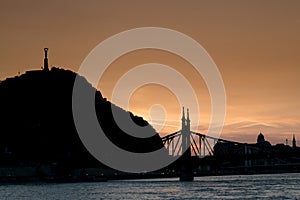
161, 107, 243, 158
161, 131, 242, 158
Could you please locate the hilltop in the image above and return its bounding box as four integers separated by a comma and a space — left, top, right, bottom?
0, 67, 164, 171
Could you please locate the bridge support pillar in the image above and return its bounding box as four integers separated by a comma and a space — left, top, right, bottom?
179, 147, 194, 181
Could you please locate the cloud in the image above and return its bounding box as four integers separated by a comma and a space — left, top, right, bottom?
221, 120, 300, 145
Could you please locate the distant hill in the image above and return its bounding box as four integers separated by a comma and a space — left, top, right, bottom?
0, 67, 164, 169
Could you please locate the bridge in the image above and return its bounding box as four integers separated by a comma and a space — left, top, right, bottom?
159, 107, 300, 181
160, 107, 243, 181
161, 107, 242, 158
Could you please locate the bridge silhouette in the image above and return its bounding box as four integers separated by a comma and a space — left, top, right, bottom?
157, 107, 300, 181
161, 107, 242, 157
160, 107, 243, 181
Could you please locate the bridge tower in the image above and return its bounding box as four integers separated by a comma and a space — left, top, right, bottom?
181, 107, 187, 151
180, 107, 194, 181
186, 108, 191, 136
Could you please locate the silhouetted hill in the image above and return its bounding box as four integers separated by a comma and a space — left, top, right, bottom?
0, 67, 163, 169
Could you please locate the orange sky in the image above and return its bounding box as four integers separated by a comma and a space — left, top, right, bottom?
1, 0, 300, 144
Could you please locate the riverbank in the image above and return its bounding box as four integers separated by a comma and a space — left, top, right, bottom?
1, 164, 300, 183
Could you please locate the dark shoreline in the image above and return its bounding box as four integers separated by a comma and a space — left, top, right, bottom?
0, 165, 300, 184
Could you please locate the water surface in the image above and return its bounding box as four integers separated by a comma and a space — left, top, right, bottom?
0, 173, 299, 199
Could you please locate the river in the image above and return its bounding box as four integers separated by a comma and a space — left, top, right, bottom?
0, 173, 299, 199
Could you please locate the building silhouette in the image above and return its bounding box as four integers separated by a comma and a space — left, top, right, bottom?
257, 133, 265, 143
256, 132, 271, 147
214, 132, 300, 169
293, 134, 297, 148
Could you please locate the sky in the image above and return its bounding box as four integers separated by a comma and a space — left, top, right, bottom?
1, 0, 300, 145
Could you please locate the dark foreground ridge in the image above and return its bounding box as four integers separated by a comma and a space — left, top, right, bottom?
0, 67, 165, 182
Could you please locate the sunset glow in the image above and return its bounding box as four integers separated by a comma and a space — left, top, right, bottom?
1, 0, 300, 145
